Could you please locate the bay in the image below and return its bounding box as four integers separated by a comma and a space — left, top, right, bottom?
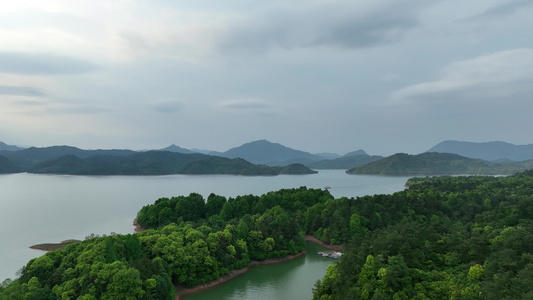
0, 170, 410, 283
182, 242, 335, 300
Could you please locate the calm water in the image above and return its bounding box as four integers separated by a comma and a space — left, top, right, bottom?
0, 170, 409, 288
182, 242, 335, 300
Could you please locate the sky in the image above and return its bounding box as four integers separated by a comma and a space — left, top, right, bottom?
0, 0, 532, 156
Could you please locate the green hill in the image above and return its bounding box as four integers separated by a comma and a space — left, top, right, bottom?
2, 146, 135, 170
307, 154, 383, 169
278, 163, 319, 174
0, 141, 23, 151
29, 151, 316, 175
218, 139, 323, 166
428, 140, 533, 161
347, 152, 533, 175
0, 155, 20, 173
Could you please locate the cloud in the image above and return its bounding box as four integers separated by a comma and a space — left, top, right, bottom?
310, 11, 417, 48
218, 99, 270, 109
218, 1, 420, 53
0, 85, 45, 96
45, 102, 109, 115
390, 48, 533, 103
0, 52, 100, 75
150, 99, 185, 113
472, 0, 532, 19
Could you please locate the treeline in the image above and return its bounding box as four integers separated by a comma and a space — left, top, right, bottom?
0, 187, 333, 299
313, 170, 533, 299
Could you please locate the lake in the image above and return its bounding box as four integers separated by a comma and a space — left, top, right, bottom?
0, 170, 410, 287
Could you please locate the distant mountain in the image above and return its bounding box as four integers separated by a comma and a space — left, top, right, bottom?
1, 146, 135, 170
190, 148, 213, 155
347, 152, 533, 175
307, 152, 383, 169
29, 151, 316, 175
343, 149, 368, 157
0, 143, 317, 175
217, 139, 325, 166
0, 141, 23, 151
160, 144, 194, 154
428, 140, 533, 161
0, 155, 20, 173
314, 152, 341, 160
277, 163, 318, 175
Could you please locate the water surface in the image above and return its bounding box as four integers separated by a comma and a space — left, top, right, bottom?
182, 242, 334, 300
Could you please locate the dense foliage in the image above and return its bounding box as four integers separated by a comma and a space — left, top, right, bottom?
347, 152, 533, 175
0, 187, 333, 299
313, 170, 533, 299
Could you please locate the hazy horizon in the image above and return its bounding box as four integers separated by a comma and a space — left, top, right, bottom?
3, 138, 533, 158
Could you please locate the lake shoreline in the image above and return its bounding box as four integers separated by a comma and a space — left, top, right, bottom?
174, 235, 343, 299
132, 218, 342, 300
174, 251, 306, 300
29, 239, 81, 252
304, 235, 344, 251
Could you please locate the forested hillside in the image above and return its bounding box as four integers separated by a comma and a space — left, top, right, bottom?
0, 187, 333, 299
347, 152, 533, 175
313, 170, 533, 299
2, 171, 532, 299
0, 147, 317, 175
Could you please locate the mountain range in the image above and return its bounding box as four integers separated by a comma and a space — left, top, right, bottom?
0, 143, 317, 176
159, 139, 373, 169
1, 139, 533, 175
347, 152, 533, 175
428, 140, 533, 161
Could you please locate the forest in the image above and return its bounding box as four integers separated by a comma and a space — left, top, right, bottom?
1, 170, 532, 299
313, 170, 533, 299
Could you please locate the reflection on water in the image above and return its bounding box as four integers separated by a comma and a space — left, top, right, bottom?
183, 242, 335, 300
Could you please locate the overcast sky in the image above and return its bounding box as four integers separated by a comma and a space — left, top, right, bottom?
1, 0, 532, 156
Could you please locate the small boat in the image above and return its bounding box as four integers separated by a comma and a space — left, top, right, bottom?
318, 250, 342, 259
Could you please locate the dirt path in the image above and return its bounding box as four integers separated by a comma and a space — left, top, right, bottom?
304, 235, 344, 251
